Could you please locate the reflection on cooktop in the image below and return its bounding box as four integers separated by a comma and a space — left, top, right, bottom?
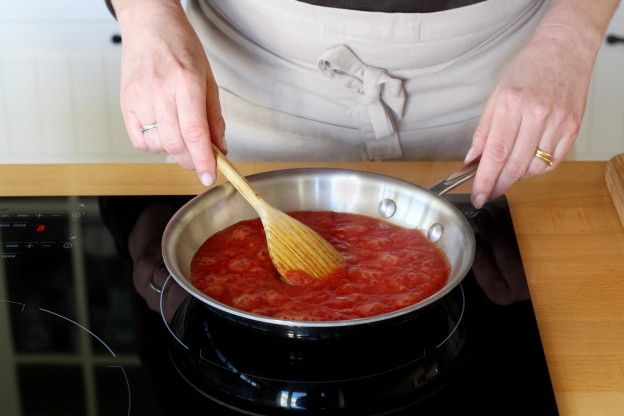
0, 194, 558, 415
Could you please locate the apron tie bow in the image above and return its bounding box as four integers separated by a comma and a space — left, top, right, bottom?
318, 45, 405, 159
358, 67, 383, 104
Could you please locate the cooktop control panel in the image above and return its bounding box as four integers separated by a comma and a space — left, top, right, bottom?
0, 198, 83, 259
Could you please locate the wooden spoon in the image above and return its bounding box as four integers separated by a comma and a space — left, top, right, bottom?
211, 145, 342, 284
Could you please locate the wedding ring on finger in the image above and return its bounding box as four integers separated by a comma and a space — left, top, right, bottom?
148, 277, 162, 294
141, 123, 158, 134
534, 148, 554, 167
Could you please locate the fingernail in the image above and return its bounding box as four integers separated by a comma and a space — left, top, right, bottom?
473, 193, 486, 209
464, 146, 476, 164
200, 172, 215, 187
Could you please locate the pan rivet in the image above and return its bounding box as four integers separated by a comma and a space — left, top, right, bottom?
378, 199, 396, 218
427, 223, 444, 242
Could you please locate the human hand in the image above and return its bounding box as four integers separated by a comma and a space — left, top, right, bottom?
128, 203, 188, 321
470, 197, 529, 305
464, 32, 597, 208
114, 0, 226, 186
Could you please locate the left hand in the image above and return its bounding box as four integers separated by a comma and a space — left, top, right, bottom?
465, 34, 594, 208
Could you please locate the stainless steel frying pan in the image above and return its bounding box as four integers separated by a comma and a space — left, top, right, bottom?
162, 160, 478, 331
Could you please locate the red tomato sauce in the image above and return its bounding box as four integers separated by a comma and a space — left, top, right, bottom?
190, 212, 450, 321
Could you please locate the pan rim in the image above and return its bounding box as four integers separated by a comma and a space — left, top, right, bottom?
161, 167, 475, 328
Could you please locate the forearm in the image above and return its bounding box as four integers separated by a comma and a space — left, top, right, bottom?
110, 0, 191, 48
531, 0, 620, 57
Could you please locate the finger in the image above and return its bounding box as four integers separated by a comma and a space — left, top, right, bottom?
153, 263, 168, 291
123, 110, 148, 151
175, 150, 195, 170
526, 122, 559, 176
154, 96, 194, 169
155, 263, 179, 314
132, 107, 163, 154
142, 128, 164, 153
205, 76, 227, 154
544, 116, 580, 173
549, 131, 576, 170
465, 86, 498, 163
490, 115, 545, 198
471, 99, 521, 208
538, 110, 581, 173
133, 254, 158, 292
177, 80, 217, 186
144, 279, 161, 312
133, 247, 163, 312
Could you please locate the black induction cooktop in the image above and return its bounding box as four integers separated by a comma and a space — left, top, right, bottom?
0, 194, 558, 415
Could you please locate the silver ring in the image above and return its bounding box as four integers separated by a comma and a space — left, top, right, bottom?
148, 278, 162, 294
141, 123, 158, 134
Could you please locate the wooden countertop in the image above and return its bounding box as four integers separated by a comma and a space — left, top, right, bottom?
1, 161, 623, 415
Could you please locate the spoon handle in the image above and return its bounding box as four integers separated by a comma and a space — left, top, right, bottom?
212, 144, 267, 210
428, 157, 480, 196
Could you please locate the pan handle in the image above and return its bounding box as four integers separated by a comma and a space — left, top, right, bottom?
428, 157, 480, 196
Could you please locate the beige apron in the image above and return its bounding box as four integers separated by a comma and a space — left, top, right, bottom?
187, 0, 548, 161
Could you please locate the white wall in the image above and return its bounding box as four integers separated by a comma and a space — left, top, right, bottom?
0, 0, 163, 163
0, 0, 622, 163
575, 2, 624, 160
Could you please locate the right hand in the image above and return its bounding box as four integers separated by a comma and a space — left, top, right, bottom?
114, 0, 226, 186
128, 203, 188, 321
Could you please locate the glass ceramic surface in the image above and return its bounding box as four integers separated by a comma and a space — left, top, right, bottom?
0, 194, 558, 415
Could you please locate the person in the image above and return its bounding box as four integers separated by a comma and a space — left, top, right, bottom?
107, 0, 619, 208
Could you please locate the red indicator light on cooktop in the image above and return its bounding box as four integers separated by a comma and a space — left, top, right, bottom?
36, 224, 46, 232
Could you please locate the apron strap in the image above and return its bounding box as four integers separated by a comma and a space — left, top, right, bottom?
318, 45, 406, 160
